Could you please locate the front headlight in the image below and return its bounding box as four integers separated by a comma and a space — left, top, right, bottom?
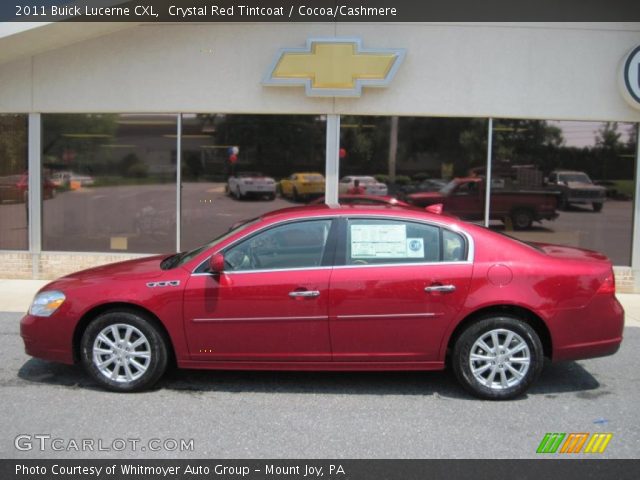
29, 291, 66, 317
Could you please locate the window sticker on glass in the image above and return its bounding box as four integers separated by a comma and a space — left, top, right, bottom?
406, 238, 424, 258
350, 224, 408, 258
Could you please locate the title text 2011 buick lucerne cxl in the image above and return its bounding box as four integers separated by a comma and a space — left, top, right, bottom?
20, 204, 624, 399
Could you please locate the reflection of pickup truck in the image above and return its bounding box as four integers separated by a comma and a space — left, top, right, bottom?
547, 170, 606, 211
405, 177, 559, 230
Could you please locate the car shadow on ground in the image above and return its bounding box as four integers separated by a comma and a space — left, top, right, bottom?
17, 358, 600, 401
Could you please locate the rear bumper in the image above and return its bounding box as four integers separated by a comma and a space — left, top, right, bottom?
551, 295, 624, 362
20, 314, 74, 364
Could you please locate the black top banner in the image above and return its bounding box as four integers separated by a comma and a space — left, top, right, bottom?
2, 0, 640, 22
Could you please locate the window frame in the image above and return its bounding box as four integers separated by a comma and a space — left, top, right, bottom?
193, 217, 339, 274
334, 216, 470, 268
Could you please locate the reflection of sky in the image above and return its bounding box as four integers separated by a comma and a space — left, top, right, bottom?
548, 120, 634, 148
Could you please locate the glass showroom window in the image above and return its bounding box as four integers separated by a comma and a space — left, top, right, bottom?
180, 114, 326, 251
338, 116, 489, 214
0, 114, 28, 250
490, 119, 638, 266
41, 114, 177, 253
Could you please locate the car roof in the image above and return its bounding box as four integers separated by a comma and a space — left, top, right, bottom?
258, 204, 449, 224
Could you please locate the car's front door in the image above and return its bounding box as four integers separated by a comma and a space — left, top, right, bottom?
183, 218, 336, 362
329, 218, 472, 363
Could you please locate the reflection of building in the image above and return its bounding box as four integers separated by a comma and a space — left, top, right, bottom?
0, 22, 639, 290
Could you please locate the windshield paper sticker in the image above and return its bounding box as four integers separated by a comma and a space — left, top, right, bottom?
351, 224, 424, 258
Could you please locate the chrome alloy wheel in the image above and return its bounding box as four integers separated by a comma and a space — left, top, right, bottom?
92, 324, 151, 383
469, 328, 531, 390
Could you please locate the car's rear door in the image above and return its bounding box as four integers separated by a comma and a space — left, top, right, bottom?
328, 217, 473, 363
183, 218, 337, 362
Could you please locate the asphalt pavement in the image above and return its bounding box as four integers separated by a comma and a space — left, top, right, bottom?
0, 311, 638, 459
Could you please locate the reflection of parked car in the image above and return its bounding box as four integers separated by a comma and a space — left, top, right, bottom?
593, 180, 632, 201
21, 204, 623, 399
339, 176, 388, 195
0, 172, 56, 203
280, 172, 325, 201
548, 170, 606, 211
406, 177, 559, 230
400, 178, 448, 195
310, 194, 414, 208
228, 172, 276, 200
50, 171, 95, 187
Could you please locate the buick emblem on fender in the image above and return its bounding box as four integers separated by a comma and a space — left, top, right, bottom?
620, 44, 640, 110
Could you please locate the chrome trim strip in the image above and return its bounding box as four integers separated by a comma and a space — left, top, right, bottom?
192, 315, 328, 323
336, 312, 442, 319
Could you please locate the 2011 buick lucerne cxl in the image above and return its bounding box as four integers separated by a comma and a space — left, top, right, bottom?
20, 205, 624, 399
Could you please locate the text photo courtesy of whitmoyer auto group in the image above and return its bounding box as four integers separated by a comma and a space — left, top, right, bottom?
0, 1, 639, 479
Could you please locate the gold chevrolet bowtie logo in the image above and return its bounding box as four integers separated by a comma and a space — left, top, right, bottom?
263, 38, 406, 97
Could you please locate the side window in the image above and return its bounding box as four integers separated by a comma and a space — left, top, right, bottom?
443, 229, 466, 262
224, 220, 332, 271
346, 219, 440, 265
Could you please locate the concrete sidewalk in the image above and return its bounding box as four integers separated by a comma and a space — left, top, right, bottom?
1, 278, 639, 327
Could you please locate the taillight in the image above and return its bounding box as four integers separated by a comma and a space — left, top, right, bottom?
597, 272, 616, 295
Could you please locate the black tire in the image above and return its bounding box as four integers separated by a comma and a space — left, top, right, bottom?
267, 193, 276, 201
511, 208, 534, 230
452, 315, 544, 400
592, 202, 603, 212
235, 186, 244, 200
80, 310, 168, 392
292, 187, 300, 202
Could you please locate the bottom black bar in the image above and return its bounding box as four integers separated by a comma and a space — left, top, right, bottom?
2, 459, 640, 480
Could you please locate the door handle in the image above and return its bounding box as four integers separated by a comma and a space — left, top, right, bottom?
424, 284, 456, 293
288, 290, 320, 298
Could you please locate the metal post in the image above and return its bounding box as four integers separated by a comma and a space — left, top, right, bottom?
325, 114, 340, 205
28, 113, 41, 277
176, 114, 182, 253
484, 118, 493, 227
632, 123, 640, 281
388, 116, 398, 182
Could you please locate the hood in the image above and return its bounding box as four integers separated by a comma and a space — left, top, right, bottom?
566, 181, 606, 191
407, 191, 443, 201
55, 255, 167, 285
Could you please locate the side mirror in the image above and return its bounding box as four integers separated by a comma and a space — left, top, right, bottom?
209, 253, 225, 274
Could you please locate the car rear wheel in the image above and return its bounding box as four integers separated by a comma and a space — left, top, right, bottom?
511, 209, 534, 230
592, 202, 603, 212
452, 315, 544, 400
80, 310, 168, 392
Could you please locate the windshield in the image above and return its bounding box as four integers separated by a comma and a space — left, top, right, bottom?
162, 218, 261, 269
559, 173, 591, 184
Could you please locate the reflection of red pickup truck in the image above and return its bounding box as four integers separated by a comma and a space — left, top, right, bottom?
405, 177, 559, 229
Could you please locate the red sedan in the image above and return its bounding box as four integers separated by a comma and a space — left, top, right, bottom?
20, 205, 623, 399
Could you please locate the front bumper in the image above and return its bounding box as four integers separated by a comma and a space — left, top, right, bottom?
20, 314, 75, 364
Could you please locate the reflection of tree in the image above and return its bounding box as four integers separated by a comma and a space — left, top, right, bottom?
42, 114, 118, 174
212, 115, 326, 178
493, 119, 564, 169
339, 117, 489, 179
0, 115, 27, 175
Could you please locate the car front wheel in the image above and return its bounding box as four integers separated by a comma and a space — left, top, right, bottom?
80, 310, 168, 392
452, 315, 544, 400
